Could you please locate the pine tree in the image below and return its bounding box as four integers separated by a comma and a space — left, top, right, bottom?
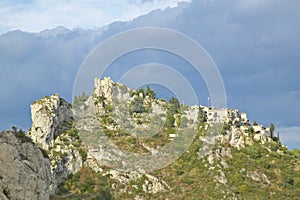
270, 123, 275, 139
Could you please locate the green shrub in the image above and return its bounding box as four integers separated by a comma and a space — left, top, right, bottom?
105, 103, 113, 112
165, 111, 175, 129
79, 149, 87, 162
62, 137, 70, 145
129, 96, 145, 114
12, 127, 32, 143
68, 129, 80, 140
95, 189, 113, 200
176, 169, 184, 176
73, 92, 89, 107
3, 187, 10, 198
221, 123, 230, 135
198, 106, 206, 124
72, 140, 81, 148
267, 142, 280, 152
145, 85, 156, 99
95, 95, 106, 106
243, 145, 262, 159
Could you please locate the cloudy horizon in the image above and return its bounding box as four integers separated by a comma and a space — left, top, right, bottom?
0, 0, 190, 34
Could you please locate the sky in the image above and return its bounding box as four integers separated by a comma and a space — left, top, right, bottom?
0, 0, 188, 33
0, 0, 299, 149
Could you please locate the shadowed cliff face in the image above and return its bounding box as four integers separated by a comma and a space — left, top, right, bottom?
0, 131, 51, 200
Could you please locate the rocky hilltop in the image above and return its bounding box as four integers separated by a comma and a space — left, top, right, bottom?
1, 77, 299, 199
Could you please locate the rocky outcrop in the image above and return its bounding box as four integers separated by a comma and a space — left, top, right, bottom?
0, 131, 51, 199
85, 159, 169, 194
246, 170, 270, 184
49, 131, 84, 188
18, 77, 282, 199
142, 174, 170, 193
94, 77, 132, 103
27, 94, 83, 192
27, 94, 72, 150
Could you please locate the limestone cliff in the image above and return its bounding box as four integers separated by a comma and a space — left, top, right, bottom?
3, 77, 296, 200
26, 94, 83, 192
0, 131, 51, 200
27, 94, 73, 150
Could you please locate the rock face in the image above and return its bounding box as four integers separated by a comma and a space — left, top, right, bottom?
142, 174, 170, 193
49, 132, 83, 188
18, 77, 281, 199
94, 77, 132, 103
0, 131, 51, 200
84, 161, 169, 194
27, 94, 83, 192
27, 94, 72, 150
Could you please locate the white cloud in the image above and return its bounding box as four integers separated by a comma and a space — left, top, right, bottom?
0, 0, 190, 33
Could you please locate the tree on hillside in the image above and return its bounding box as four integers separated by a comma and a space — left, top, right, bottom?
130, 96, 145, 114
73, 92, 89, 107
169, 97, 180, 114
164, 97, 180, 129
137, 88, 145, 96
165, 110, 175, 129
270, 123, 275, 139
145, 85, 156, 99
198, 106, 206, 125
